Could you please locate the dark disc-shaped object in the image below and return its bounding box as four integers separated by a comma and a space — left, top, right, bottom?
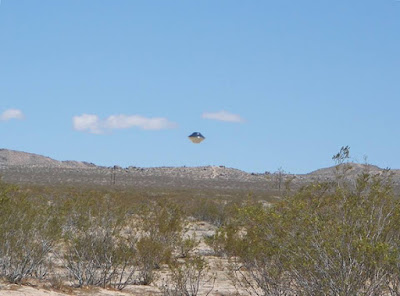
188, 132, 205, 143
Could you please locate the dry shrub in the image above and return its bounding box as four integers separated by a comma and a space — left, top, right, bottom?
136, 199, 186, 284
61, 193, 137, 289
161, 256, 215, 296
210, 169, 400, 296
0, 181, 61, 284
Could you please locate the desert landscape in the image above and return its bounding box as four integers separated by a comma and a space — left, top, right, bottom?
2, 148, 400, 194
1, 148, 400, 295
2, 0, 398, 294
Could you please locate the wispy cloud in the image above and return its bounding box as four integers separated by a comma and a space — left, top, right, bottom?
0, 109, 25, 121
202, 110, 245, 123
73, 114, 102, 134
73, 113, 178, 134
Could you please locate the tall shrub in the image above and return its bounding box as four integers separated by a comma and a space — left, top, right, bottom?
210, 171, 400, 295
0, 181, 60, 283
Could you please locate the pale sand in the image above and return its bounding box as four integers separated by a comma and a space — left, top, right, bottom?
0, 221, 242, 296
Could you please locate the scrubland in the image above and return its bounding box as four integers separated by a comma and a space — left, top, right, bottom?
1, 152, 400, 295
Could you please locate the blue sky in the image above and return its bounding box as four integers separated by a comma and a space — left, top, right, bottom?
0, 0, 399, 174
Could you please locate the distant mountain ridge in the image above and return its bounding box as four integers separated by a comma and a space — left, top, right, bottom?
1, 148, 399, 194
0, 149, 96, 168
0, 148, 396, 175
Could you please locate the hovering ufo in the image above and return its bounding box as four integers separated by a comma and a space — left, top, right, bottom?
188, 132, 205, 144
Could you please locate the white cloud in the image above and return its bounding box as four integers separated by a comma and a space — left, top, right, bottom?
202, 110, 245, 123
73, 114, 102, 134
73, 113, 177, 134
0, 109, 25, 121
105, 114, 177, 130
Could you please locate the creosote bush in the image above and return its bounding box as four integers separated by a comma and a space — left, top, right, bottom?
61, 193, 137, 289
178, 234, 199, 259
187, 198, 235, 227
161, 256, 215, 296
209, 168, 400, 295
0, 181, 61, 284
136, 200, 186, 284
0, 180, 222, 291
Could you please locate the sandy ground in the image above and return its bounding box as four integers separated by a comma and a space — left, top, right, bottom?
0, 221, 242, 296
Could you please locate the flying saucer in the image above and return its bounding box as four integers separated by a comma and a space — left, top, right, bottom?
188, 132, 205, 144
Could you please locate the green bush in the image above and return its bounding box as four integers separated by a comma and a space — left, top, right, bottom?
140, 199, 185, 245
187, 198, 237, 227
0, 181, 61, 283
210, 171, 400, 295
136, 200, 186, 284
177, 234, 199, 259
161, 256, 215, 296
61, 193, 137, 289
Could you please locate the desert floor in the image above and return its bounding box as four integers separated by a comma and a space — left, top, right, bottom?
0, 221, 242, 296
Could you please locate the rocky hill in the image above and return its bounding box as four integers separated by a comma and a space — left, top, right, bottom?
0, 148, 399, 194
307, 162, 383, 176
0, 149, 96, 168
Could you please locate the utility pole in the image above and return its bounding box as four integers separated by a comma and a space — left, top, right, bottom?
111, 166, 116, 185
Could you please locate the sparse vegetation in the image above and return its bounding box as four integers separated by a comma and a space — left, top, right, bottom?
1, 147, 400, 295
0, 181, 61, 284
0, 181, 221, 292
161, 256, 216, 296
208, 147, 400, 295
61, 193, 137, 289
